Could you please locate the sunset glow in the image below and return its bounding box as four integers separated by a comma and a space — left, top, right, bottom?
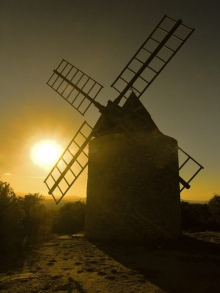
1, 1, 219, 200
31, 140, 63, 169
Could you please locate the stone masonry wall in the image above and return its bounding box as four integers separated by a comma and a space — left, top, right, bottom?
85, 131, 181, 242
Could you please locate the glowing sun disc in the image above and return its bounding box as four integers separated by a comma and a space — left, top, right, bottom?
31, 140, 62, 168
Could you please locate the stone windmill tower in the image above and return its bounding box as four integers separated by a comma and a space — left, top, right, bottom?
44, 15, 203, 242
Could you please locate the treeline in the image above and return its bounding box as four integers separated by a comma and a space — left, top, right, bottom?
1, 180, 220, 255
181, 195, 220, 231
0, 181, 85, 255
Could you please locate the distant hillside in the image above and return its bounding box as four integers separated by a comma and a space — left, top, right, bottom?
43, 196, 86, 210
15, 192, 86, 210
16, 192, 208, 207
182, 200, 208, 204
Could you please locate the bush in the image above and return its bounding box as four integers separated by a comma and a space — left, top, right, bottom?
0, 182, 53, 254
181, 201, 217, 231
208, 194, 220, 225
21, 193, 52, 246
0, 182, 25, 252
52, 201, 85, 235
0, 181, 86, 254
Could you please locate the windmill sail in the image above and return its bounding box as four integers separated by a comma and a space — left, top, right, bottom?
178, 147, 204, 192
47, 59, 104, 115
112, 15, 194, 105
44, 121, 93, 204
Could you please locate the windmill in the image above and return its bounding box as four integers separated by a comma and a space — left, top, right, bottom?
44, 15, 203, 241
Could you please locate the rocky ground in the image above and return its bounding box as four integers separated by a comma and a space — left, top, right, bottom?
0, 232, 220, 293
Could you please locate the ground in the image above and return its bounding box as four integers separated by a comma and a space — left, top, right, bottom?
0, 232, 220, 293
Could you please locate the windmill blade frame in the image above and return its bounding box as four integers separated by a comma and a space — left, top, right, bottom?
44, 121, 93, 204
47, 59, 104, 116
178, 147, 204, 192
112, 15, 194, 105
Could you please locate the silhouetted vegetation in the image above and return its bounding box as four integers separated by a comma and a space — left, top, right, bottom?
0, 181, 85, 255
52, 201, 85, 235
1, 180, 220, 257
208, 194, 220, 225
0, 182, 52, 254
181, 194, 220, 231
21, 193, 52, 246
0, 182, 25, 253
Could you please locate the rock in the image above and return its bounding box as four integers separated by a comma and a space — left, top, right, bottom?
0, 273, 37, 283
72, 232, 84, 238
58, 235, 72, 240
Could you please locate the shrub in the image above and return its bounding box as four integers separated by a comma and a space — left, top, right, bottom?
52, 201, 85, 235
21, 193, 52, 246
0, 182, 25, 253
181, 201, 216, 231
0, 183, 53, 254
208, 194, 220, 225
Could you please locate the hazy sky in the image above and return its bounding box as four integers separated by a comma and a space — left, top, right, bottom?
0, 0, 219, 201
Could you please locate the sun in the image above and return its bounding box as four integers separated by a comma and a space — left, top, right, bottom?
31, 140, 63, 169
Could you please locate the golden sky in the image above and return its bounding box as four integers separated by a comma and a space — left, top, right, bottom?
0, 0, 220, 202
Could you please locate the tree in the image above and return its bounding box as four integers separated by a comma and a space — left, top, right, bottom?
21, 193, 52, 245
208, 194, 220, 226
52, 201, 85, 234
181, 201, 215, 231
0, 183, 54, 254
0, 181, 25, 253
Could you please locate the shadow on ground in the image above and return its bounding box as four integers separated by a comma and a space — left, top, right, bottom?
0, 247, 38, 274
93, 234, 220, 293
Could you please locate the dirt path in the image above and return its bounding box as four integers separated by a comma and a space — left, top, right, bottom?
0, 232, 220, 293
